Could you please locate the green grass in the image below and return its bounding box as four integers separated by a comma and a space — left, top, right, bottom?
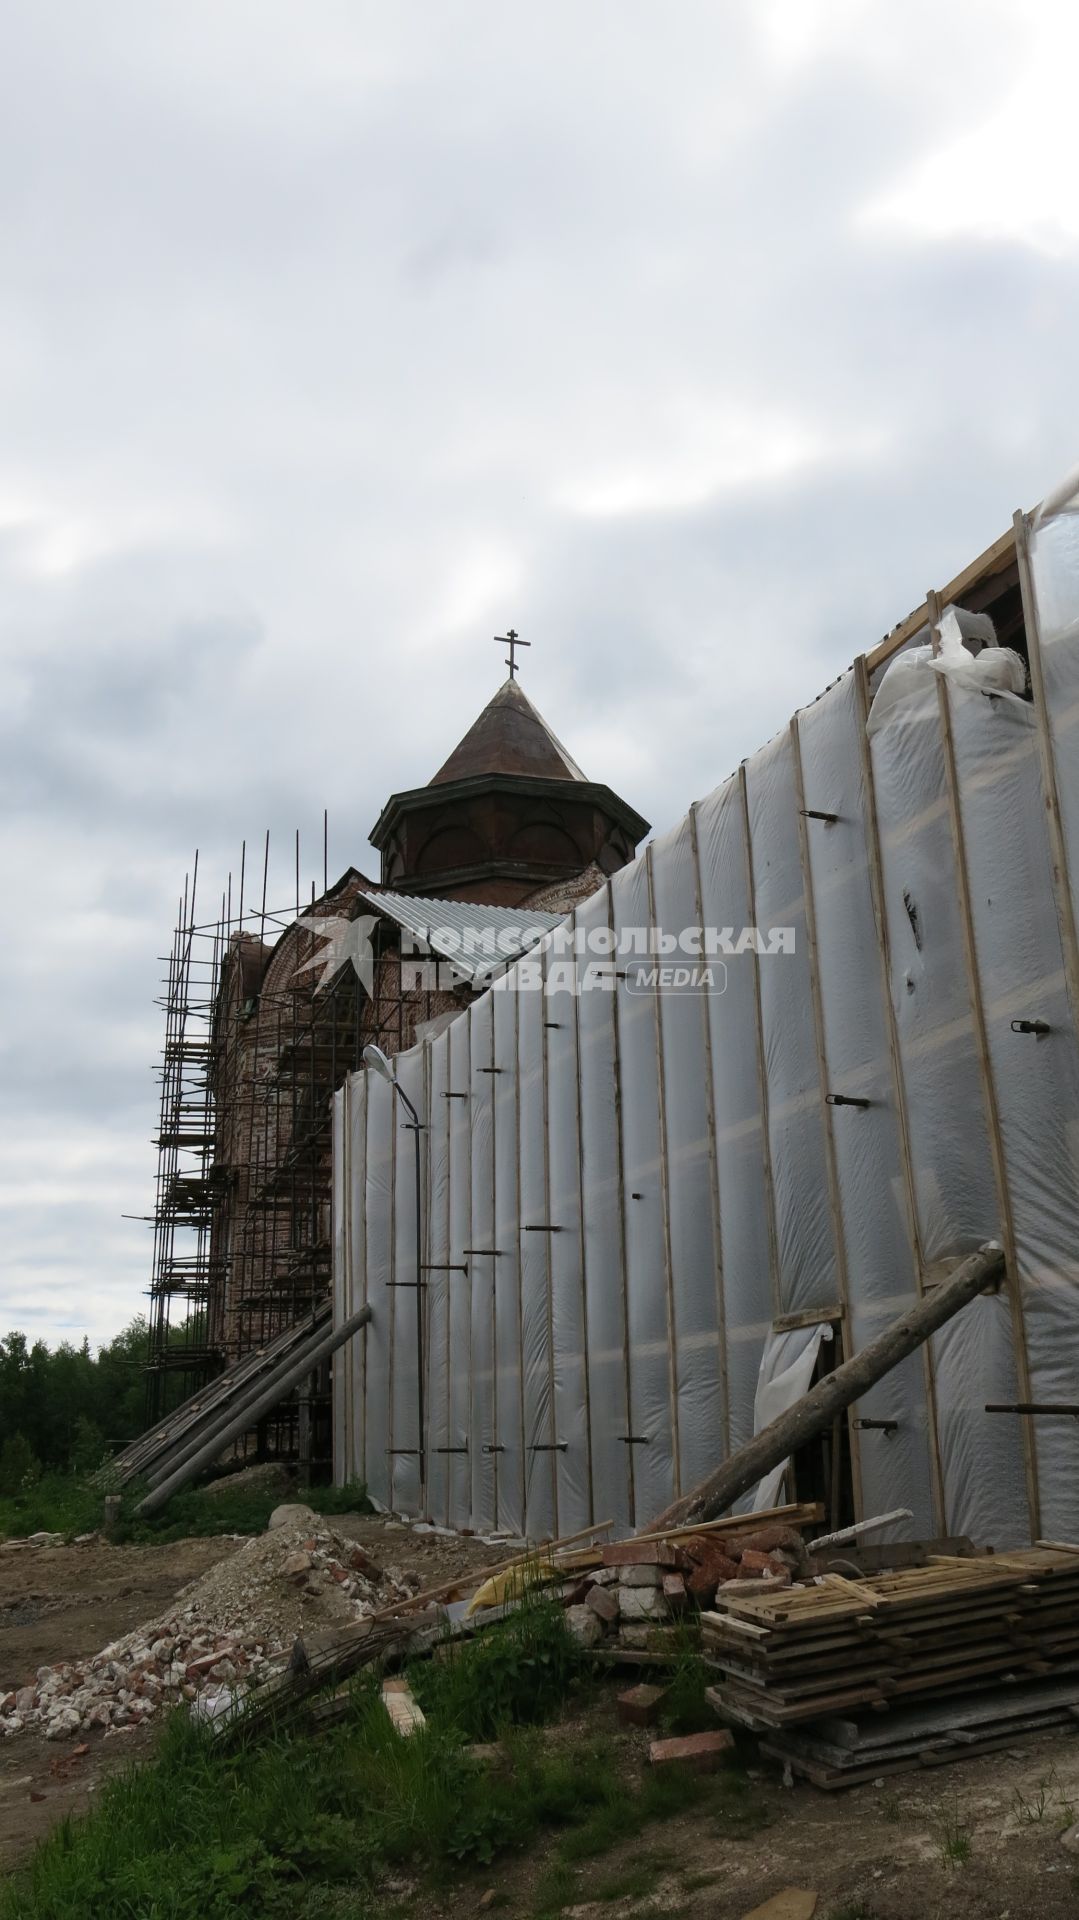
0, 1600, 745, 1920
0, 1474, 373, 1545
0, 1472, 102, 1541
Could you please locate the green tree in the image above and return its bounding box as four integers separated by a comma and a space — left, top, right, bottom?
70, 1415, 106, 1474
0, 1432, 38, 1497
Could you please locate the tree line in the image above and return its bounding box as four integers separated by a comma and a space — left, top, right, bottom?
0, 1317, 199, 1495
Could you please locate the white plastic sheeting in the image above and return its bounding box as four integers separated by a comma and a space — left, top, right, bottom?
333, 499, 1079, 1545
749, 1324, 834, 1513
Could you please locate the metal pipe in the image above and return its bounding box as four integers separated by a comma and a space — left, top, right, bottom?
141, 1312, 334, 1490
136, 1304, 374, 1517
131, 1315, 332, 1487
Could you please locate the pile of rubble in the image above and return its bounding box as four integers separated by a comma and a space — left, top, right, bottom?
0, 1530, 74, 1553
561, 1521, 803, 1652
0, 1511, 417, 1741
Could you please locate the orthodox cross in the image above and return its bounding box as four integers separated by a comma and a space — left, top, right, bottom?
495, 628, 530, 679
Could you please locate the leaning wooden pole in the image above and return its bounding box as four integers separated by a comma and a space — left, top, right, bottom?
647, 1243, 1005, 1534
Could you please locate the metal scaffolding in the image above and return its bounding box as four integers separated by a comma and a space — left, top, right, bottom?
144, 821, 445, 1467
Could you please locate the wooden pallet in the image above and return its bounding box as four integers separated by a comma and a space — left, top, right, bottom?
702, 1549, 1079, 1732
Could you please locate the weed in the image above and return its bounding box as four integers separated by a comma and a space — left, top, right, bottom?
411, 1594, 581, 1740
879, 1793, 902, 1823
1013, 1779, 1052, 1824
1013, 1765, 1074, 1830
933, 1793, 972, 1868
657, 1629, 713, 1736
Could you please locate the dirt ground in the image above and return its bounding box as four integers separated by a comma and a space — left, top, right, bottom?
6, 1520, 1079, 1915
424, 1703, 1079, 1920
0, 1513, 494, 1872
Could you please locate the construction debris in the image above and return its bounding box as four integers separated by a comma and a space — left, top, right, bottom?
381, 1677, 425, 1737
648, 1729, 734, 1772
0, 1518, 413, 1740
615, 1683, 669, 1727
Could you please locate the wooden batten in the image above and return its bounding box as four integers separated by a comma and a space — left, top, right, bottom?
865, 525, 1018, 676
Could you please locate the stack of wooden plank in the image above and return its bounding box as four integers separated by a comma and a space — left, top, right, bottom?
758, 1676, 1079, 1788
701, 1548, 1079, 1735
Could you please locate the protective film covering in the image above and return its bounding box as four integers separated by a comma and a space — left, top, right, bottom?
574, 885, 634, 1533
516, 947, 558, 1539
332, 485, 1079, 1549
611, 853, 677, 1523
331, 1084, 348, 1485
869, 681, 1026, 1542
749, 1323, 834, 1511
693, 778, 771, 1460
425, 1029, 452, 1523
468, 992, 498, 1533
648, 817, 726, 1499
948, 681, 1079, 1540
492, 980, 524, 1533
347, 1076, 368, 1486
361, 1071, 394, 1512
797, 677, 939, 1536
544, 932, 594, 1535
446, 1014, 473, 1530
389, 1046, 424, 1518
744, 734, 837, 1317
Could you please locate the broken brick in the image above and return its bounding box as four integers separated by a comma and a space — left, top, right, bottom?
730, 1523, 806, 1558
648, 1729, 735, 1773
617, 1682, 668, 1727
737, 1548, 784, 1576
662, 1571, 687, 1609
586, 1583, 620, 1623
720, 1570, 790, 1594
684, 1543, 739, 1599
620, 1561, 664, 1588
601, 1539, 683, 1570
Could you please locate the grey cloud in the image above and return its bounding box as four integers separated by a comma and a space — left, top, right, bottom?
1, 0, 1077, 1347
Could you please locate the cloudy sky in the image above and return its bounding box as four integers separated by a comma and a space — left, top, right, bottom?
2, 0, 1078, 1352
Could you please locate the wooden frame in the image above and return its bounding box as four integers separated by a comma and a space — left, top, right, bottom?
929, 587, 1041, 1541
866, 527, 1018, 676
853, 653, 947, 1535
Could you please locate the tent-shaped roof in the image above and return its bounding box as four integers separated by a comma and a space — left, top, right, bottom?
430, 678, 587, 787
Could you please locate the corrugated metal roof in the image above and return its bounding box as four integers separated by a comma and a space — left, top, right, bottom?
357, 889, 564, 985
